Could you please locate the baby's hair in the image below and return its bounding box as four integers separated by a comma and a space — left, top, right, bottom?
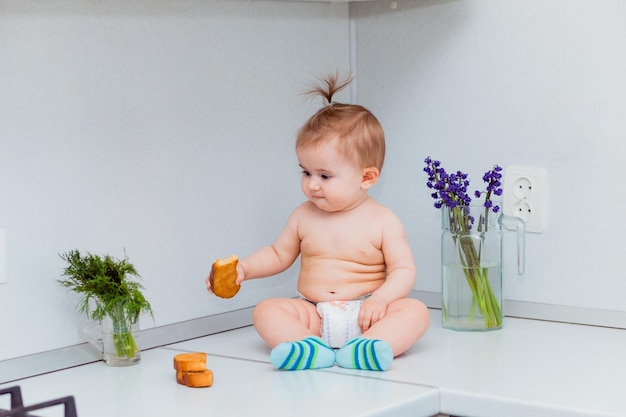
297, 72, 385, 171
301, 72, 354, 106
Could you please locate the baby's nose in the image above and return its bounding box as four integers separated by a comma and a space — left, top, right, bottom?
308, 177, 321, 190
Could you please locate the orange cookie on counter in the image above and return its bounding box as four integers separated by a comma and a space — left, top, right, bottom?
210, 255, 240, 299
174, 352, 213, 388
173, 352, 207, 372
181, 369, 214, 388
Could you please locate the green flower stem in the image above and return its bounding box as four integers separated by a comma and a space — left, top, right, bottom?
452, 207, 502, 328
110, 306, 139, 359
113, 331, 138, 358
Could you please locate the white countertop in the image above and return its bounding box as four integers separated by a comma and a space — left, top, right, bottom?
2, 309, 625, 417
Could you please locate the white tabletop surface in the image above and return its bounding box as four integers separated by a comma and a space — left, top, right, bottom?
170, 310, 626, 417
2, 309, 625, 417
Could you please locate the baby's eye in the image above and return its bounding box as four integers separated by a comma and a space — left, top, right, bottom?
301, 170, 311, 177
320, 174, 332, 180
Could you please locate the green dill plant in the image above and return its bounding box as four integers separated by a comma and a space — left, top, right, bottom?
59, 250, 153, 359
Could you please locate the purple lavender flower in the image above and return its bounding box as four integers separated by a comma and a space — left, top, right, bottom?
423, 157, 504, 328
423, 158, 472, 210
425, 157, 503, 214
474, 165, 503, 214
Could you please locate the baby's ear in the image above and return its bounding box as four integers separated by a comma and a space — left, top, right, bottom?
361, 167, 380, 189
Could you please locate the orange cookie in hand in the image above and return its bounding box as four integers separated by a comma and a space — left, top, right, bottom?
210, 255, 240, 299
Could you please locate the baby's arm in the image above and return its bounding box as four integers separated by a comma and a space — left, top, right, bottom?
359, 210, 416, 330
235, 208, 302, 284
371, 214, 416, 301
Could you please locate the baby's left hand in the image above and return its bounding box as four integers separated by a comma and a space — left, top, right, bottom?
358, 295, 388, 332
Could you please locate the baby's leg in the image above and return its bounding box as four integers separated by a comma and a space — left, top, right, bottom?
362, 298, 430, 356
253, 298, 334, 370
336, 298, 429, 371
253, 298, 322, 347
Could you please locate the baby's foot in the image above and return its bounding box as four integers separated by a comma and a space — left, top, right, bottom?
270, 337, 335, 371
335, 337, 393, 371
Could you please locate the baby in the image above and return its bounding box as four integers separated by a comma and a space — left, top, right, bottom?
206, 73, 429, 371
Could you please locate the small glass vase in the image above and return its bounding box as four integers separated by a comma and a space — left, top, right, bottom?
81, 306, 141, 366
441, 204, 525, 331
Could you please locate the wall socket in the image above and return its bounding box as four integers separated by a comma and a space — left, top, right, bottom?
0, 229, 6, 284
502, 166, 547, 233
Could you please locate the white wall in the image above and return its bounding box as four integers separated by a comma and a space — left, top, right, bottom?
0, 0, 350, 360
2, 0, 625, 362
356, 0, 626, 312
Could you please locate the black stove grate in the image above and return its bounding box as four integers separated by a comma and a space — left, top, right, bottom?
0, 386, 77, 417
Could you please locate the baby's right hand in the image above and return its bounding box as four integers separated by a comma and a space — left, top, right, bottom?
205, 269, 215, 294
235, 262, 245, 285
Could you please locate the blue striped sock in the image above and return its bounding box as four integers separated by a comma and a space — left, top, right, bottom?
270, 337, 335, 371
335, 337, 393, 371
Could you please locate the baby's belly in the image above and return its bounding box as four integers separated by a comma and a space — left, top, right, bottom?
297, 258, 385, 303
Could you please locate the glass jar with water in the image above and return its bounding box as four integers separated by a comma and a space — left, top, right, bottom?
441, 204, 525, 331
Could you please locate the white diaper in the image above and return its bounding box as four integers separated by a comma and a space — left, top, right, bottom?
316, 300, 362, 348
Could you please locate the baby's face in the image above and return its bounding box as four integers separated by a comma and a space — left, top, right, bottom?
296, 138, 368, 212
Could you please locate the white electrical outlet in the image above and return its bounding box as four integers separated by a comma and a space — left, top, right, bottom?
503, 166, 547, 233
0, 229, 6, 284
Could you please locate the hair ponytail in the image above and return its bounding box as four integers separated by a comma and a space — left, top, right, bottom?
302, 71, 354, 106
